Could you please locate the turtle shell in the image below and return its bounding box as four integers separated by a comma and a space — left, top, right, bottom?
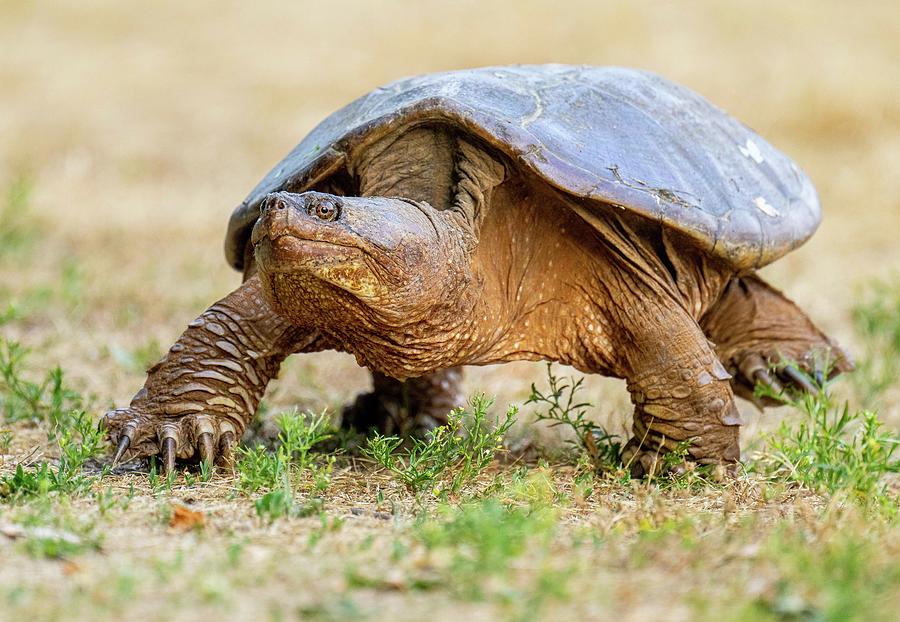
226, 65, 819, 271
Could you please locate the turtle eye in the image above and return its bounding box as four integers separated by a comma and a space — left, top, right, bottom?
310, 197, 341, 222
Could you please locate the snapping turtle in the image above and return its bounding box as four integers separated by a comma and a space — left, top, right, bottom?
103, 65, 850, 475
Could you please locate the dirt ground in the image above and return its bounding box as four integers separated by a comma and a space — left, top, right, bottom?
1, 1, 899, 621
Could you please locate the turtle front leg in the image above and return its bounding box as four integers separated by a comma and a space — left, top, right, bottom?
102, 275, 325, 471
614, 303, 742, 477
700, 274, 852, 404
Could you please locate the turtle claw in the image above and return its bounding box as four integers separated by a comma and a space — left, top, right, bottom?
780, 365, 819, 395
752, 368, 784, 394
218, 430, 236, 469
112, 433, 132, 466
735, 351, 830, 402
199, 432, 215, 465
160, 434, 177, 474
814, 368, 825, 387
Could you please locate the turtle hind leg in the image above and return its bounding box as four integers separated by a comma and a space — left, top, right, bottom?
341, 367, 465, 436
700, 274, 853, 404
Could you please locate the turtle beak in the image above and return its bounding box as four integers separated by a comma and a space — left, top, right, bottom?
253, 193, 302, 245
253, 192, 362, 275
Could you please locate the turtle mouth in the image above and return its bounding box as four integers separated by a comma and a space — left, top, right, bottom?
254, 232, 363, 274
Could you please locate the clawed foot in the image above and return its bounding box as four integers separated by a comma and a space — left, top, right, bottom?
620, 437, 699, 479
620, 437, 669, 478
341, 369, 462, 437
733, 350, 853, 405
101, 407, 241, 473
621, 437, 740, 479
341, 391, 449, 437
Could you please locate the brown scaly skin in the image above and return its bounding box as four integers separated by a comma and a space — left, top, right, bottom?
342, 368, 464, 435
103, 127, 849, 475
701, 275, 852, 406
102, 276, 329, 470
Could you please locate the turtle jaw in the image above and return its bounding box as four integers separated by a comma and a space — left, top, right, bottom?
252, 191, 391, 296
253, 231, 386, 306
254, 233, 364, 274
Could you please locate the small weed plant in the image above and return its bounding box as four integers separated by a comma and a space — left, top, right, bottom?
1, 338, 85, 430
415, 498, 558, 597
0, 410, 106, 501
364, 395, 516, 498
236, 408, 334, 494
408, 471, 569, 616
254, 474, 325, 523
527, 363, 621, 472
753, 367, 899, 507
0, 342, 105, 501
852, 276, 900, 408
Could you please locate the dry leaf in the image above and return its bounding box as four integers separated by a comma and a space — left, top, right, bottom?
169, 504, 206, 531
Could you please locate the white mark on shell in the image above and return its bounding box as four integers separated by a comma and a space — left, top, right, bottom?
739, 139, 765, 164
754, 196, 781, 217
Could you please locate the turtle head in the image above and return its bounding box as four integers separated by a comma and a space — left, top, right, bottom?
252, 191, 473, 329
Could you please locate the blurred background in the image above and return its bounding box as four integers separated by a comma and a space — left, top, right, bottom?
2, 0, 898, 443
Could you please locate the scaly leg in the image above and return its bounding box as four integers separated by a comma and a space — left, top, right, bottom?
700, 274, 852, 404
102, 275, 326, 471
615, 299, 742, 477
341, 367, 465, 435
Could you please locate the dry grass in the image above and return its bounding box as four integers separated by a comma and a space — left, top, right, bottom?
1, 1, 899, 620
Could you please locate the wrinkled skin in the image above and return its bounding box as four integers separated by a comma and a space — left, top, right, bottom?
103, 126, 850, 475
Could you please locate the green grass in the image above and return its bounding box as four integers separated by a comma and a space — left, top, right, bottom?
752, 366, 899, 509
527, 363, 621, 472
0, 176, 39, 260
729, 514, 900, 622
0, 338, 85, 428
364, 394, 517, 498
0, 338, 106, 501
748, 281, 900, 509
233, 408, 338, 524
348, 469, 569, 619
236, 408, 335, 494
413, 496, 561, 598
852, 276, 900, 408
0, 410, 106, 501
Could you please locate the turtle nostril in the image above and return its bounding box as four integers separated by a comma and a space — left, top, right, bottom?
262, 193, 291, 215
